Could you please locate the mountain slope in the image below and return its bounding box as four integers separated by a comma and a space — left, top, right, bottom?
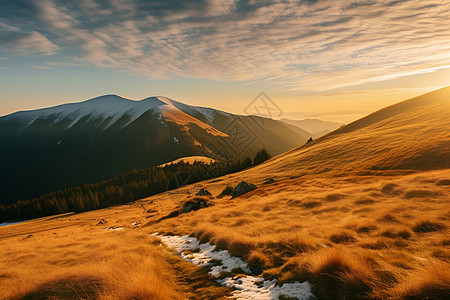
0, 95, 308, 204
252, 86, 450, 178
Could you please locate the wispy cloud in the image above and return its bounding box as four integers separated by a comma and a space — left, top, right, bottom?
0, 0, 448, 90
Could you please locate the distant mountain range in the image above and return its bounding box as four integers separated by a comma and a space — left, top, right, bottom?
0, 95, 313, 204
280, 118, 342, 138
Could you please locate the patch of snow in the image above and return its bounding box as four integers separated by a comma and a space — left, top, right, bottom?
220, 276, 313, 300
103, 227, 124, 231
173, 136, 179, 144
153, 234, 314, 300
0, 220, 27, 227
194, 107, 216, 123
131, 222, 141, 226
57, 140, 62, 146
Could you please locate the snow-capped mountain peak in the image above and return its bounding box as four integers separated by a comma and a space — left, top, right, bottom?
1, 95, 215, 129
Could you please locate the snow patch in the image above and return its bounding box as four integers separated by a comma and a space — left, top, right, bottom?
0, 220, 27, 227
103, 227, 124, 231
153, 234, 314, 300
173, 136, 179, 144
194, 107, 216, 123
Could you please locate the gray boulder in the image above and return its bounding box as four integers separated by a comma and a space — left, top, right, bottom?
263, 178, 276, 184
196, 188, 212, 196
231, 181, 257, 198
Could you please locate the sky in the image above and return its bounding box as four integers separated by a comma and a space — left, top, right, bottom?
0, 0, 449, 123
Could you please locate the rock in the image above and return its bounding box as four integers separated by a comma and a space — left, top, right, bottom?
181, 197, 212, 213
97, 219, 106, 225
231, 181, 257, 198
196, 188, 212, 196
160, 197, 213, 221
250, 266, 263, 275
263, 178, 276, 184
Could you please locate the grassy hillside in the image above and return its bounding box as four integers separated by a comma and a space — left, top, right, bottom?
0, 88, 449, 299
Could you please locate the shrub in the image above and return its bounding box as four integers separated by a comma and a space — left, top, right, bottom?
253, 148, 271, 165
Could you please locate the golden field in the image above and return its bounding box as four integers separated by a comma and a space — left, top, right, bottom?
1, 87, 449, 299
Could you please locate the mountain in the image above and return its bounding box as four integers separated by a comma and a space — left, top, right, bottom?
280, 118, 342, 138
0, 95, 309, 204
252, 86, 450, 178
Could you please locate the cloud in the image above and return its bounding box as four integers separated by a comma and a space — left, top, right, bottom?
0, 22, 58, 55
0, 0, 449, 90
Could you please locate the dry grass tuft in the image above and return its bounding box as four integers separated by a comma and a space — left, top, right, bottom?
355, 225, 378, 234
13, 274, 103, 300
378, 213, 401, 223
325, 193, 345, 202
248, 250, 271, 269
380, 228, 412, 240
381, 183, 402, 195
403, 190, 441, 199
354, 199, 376, 205
436, 179, 450, 186
330, 231, 357, 244
412, 221, 446, 233
301, 201, 322, 209
394, 263, 450, 299
310, 249, 373, 300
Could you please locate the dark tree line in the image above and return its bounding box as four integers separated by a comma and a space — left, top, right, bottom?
0, 149, 271, 222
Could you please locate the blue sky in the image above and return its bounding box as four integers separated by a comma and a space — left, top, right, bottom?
0, 0, 449, 122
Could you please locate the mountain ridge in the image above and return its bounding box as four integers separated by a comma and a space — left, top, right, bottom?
0, 94, 310, 204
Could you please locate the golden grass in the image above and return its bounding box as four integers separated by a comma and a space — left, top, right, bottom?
2, 169, 447, 299
1, 89, 449, 299
149, 169, 450, 299
0, 229, 181, 299
0, 208, 231, 300
393, 263, 450, 299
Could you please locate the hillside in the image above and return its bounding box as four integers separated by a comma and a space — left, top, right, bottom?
254, 87, 450, 179
0, 88, 449, 300
157, 156, 217, 167
0, 95, 308, 204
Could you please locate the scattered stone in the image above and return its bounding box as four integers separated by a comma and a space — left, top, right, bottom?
97, 219, 106, 225
196, 188, 212, 196
250, 265, 263, 275
231, 181, 257, 198
263, 178, 276, 184
181, 197, 213, 213
159, 197, 214, 221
